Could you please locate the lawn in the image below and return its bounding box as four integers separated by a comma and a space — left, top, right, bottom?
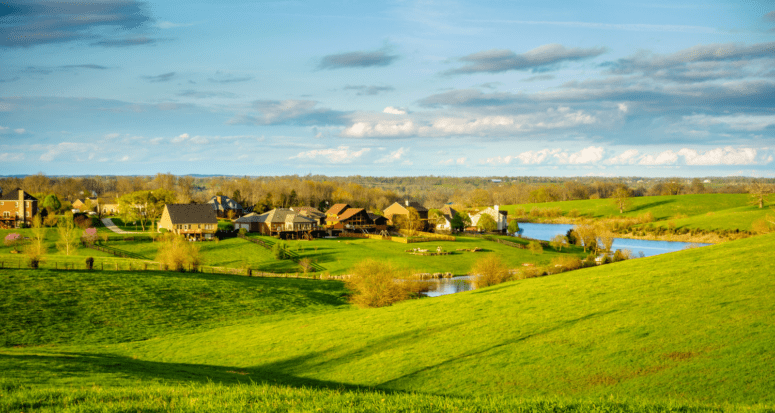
2, 233, 774, 410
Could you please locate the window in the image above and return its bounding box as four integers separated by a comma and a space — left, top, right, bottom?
3, 211, 9, 218
198, 224, 201, 229
184, 224, 189, 230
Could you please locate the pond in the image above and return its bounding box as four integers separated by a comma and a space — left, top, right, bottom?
421, 276, 474, 297
515, 222, 711, 257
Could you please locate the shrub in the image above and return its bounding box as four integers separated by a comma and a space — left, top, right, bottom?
82, 227, 98, 244
155, 234, 202, 272
549, 234, 568, 251
528, 241, 543, 255
551, 255, 582, 272
85, 257, 94, 270
298, 257, 313, 273
44, 215, 59, 227
238, 228, 247, 235
470, 254, 512, 288
4, 233, 22, 252
272, 241, 288, 260
345, 259, 412, 308
73, 213, 92, 229
612, 249, 632, 262
567, 209, 580, 218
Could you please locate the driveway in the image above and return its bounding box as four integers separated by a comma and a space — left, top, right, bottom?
101, 218, 138, 234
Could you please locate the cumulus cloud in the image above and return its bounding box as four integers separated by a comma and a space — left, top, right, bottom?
0, 153, 24, 161
517, 149, 562, 164
376, 147, 409, 163
605, 149, 640, 164
383, 106, 407, 115
14, 128, 25, 134
639, 150, 680, 165
342, 120, 417, 138
318, 48, 398, 69
172, 133, 189, 143
554, 146, 604, 164
0, 0, 155, 48
290, 146, 371, 163
445, 44, 606, 75
40, 142, 94, 162
230, 100, 349, 126
677, 147, 759, 165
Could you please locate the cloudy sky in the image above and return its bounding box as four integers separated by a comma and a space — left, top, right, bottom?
2, 0, 775, 177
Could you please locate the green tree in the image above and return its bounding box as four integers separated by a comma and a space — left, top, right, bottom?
508, 219, 520, 235
748, 181, 774, 209
476, 213, 497, 232
612, 185, 631, 214
528, 241, 543, 255
345, 259, 411, 308
24, 215, 47, 268
272, 241, 288, 260
56, 212, 81, 256
119, 189, 177, 231
395, 207, 422, 236
42, 194, 61, 213
156, 234, 202, 272
550, 234, 568, 251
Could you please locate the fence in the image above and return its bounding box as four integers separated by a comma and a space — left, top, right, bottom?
237, 233, 326, 272
398, 230, 456, 241
81, 241, 150, 260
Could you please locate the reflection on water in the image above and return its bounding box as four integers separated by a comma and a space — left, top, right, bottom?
516, 222, 710, 257
421, 276, 474, 297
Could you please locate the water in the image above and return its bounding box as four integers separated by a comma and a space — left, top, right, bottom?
421, 276, 474, 297
515, 222, 711, 257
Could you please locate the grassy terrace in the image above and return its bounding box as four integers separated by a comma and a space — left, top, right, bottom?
1, 232, 773, 411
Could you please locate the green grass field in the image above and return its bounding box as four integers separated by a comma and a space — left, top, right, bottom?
1, 233, 773, 411
504, 193, 773, 232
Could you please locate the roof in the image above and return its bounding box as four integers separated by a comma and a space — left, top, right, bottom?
367, 212, 388, 223
439, 205, 458, 222
337, 208, 367, 221
260, 208, 318, 224
405, 201, 428, 213
291, 206, 325, 218
325, 203, 350, 216
207, 195, 243, 211
234, 212, 262, 223
164, 204, 217, 224
0, 188, 37, 201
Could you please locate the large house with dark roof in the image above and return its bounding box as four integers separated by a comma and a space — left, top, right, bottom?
236, 208, 319, 239
158, 204, 218, 240
207, 195, 243, 218
0, 188, 38, 228
290, 206, 326, 225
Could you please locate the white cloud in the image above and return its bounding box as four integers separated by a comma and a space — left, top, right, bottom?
172, 133, 190, 143
376, 147, 408, 163
104, 132, 120, 139
40, 142, 89, 162
677, 147, 759, 165
639, 150, 680, 165
290, 146, 371, 163
0, 126, 8, 131
149, 137, 164, 145
554, 146, 604, 164
605, 149, 640, 165
438, 157, 467, 166
456, 157, 466, 165
342, 120, 417, 138
618, 103, 629, 113
517, 148, 561, 164
14, 128, 25, 134
0, 153, 24, 161
383, 106, 407, 115
483, 155, 515, 165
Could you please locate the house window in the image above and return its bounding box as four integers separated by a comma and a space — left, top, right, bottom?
184, 224, 189, 230
3, 212, 9, 218
198, 224, 201, 229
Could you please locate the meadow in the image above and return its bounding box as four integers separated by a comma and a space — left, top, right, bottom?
1, 232, 773, 411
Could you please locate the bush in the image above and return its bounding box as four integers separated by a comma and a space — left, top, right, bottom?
345, 259, 412, 308
238, 228, 247, 235
82, 227, 98, 244
85, 257, 94, 270
272, 241, 288, 260
551, 256, 582, 272
470, 254, 512, 288
155, 234, 202, 272
528, 241, 543, 255
4, 233, 22, 252
613, 249, 632, 262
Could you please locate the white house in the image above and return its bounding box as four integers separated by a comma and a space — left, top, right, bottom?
469, 205, 509, 232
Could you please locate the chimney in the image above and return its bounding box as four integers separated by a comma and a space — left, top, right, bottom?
18, 189, 25, 223
405, 200, 410, 207
494, 205, 499, 211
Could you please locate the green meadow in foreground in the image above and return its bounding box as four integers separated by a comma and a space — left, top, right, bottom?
1, 233, 774, 411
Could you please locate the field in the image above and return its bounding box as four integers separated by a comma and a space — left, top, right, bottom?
504, 193, 773, 232
1, 232, 774, 411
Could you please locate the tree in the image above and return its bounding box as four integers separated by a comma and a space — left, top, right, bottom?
450, 212, 469, 231
345, 259, 412, 308
24, 215, 47, 268
550, 234, 568, 251
748, 181, 774, 209
612, 185, 631, 214
573, 223, 597, 253
42, 194, 61, 213
428, 209, 447, 230
595, 225, 615, 253
395, 207, 422, 235
56, 212, 81, 256
119, 189, 177, 231
156, 234, 202, 272
477, 213, 497, 232
528, 241, 543, 255
507, 219, 520, 235
470, 254, 511, 289
272, 241, 289, 260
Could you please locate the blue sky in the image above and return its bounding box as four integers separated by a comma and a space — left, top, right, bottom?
1, 0, 774, 177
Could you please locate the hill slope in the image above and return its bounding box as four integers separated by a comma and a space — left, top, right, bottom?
2, 233, 774, 409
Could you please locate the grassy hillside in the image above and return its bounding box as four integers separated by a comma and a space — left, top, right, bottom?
1, 233, 774, 411
503, 194, 772, 232
0, 269, 348, 346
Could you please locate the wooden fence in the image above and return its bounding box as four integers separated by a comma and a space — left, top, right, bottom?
237, 233, 326, 272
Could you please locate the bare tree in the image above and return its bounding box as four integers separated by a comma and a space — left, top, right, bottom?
748, 181, 774, 209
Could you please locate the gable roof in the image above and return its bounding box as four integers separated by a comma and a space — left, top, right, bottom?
367, 212, 388, 223
164, 204, 217, 224
405, 200, 428, 213
260, 208, 318, 224
291, 206, 325, 218
325, 203, 350, 216
0, 188, 37, 201
234, 212, 262, 223
337, 208, 368, 222
439, 205, 458, 222
207, 195, 243, 211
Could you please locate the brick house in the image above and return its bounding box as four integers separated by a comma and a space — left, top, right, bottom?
207, 195, 243, 218
239, 208, 319, 239
158, 204, 218, 240
0, 188, 38, 228
383, 200, 429, 230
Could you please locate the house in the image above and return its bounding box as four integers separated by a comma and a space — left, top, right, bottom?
335, 208, 373, 232
290, 206, 326, 226
434, 205, 458, 232
207, 195, 243, 218
72, 197, 99, 213
234, 212, 262, 232
383, 200, 429, 230
367, 212, 389, 231
100, 201, 120, 216
325, 203, 351, 226
0, 188, 38, 228
469, 205, 509, 232
158, 204, 218, 240
246, 208, 319, 239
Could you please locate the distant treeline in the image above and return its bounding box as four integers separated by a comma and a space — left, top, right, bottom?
1, 173, 770, 213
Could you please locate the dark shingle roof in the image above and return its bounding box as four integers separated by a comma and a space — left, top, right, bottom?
260, 208, 317, 224
291, 206, 325, 218
439, 205, 458, 222
165, 204, 217, 224
405, 200, 428, 213
0, 188, 37, 201
207, 195, 243, 211
337, 208, 367, 221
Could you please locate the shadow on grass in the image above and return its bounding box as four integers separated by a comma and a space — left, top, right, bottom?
629, 200, 675, 214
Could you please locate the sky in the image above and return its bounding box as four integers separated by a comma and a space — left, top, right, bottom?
1, 0, 775, 178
